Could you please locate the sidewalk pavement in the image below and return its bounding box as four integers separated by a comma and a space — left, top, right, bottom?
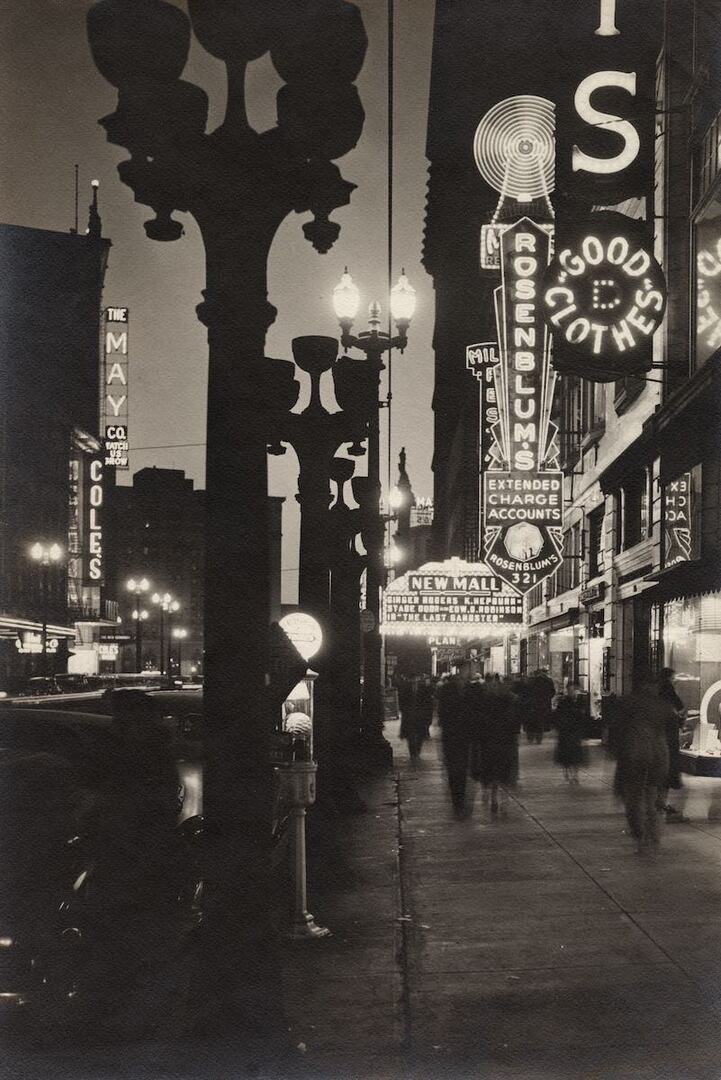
282, 722, 721, 1080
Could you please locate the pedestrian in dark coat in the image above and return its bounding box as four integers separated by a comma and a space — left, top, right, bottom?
655, 668, 685, 818
524, 669, 554, 743
553, 682, 588, 783
465, 678, 520, 814
399, 676, 429, 762
615, 686, 671, 854
437, 667, 471, 816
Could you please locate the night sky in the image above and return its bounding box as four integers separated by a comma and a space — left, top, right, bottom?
0, 0, 437, 601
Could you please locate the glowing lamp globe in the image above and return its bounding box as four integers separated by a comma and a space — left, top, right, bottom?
280, 612, 323, 662
30, 543, 44, 561
390, 271, 416, 323
332, 268, 360, 322
49, 544, 63, 562
388, 486, 405, 510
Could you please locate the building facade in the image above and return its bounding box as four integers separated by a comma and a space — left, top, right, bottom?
424, 1, 721, 722
104, 467, 284, 676
0, 212, 111, 686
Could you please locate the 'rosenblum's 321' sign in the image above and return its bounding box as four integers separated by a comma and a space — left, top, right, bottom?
543, 212, 666, 381
482, 219, 564, 596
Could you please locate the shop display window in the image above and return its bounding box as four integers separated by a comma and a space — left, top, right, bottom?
661, 594, 721, 721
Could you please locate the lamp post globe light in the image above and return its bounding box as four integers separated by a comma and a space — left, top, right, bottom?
127, 576, 151, 673
29, 541, 64, 676
332, 268, 416, 749
87, 0, 369, 1037
172, 626, 188, 677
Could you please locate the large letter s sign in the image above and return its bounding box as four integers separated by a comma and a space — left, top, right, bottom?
572, 70, 640, 176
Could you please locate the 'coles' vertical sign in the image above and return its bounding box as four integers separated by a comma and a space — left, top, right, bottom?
482, 219, 563, 595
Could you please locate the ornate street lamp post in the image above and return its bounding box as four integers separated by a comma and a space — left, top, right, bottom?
332, 269, 416, 745
172, 626, 188, 676
152, 591, 179, 675
127, 576, 150, 673
29, 542, 64, 676
87, 0, 368, 1043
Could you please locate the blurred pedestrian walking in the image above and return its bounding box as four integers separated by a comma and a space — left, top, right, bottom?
553, 682, 588, 784
655, 668, 687, 821
524, 669, 555, 744
399, 675, 431, 763
614, 685, 671, 855
436, 664, 472, 816
465, 676, 520, 814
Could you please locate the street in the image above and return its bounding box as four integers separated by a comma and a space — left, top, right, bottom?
282, 725, 721, 1079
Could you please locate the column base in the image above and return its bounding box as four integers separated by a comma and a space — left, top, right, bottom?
287, 910, 331, 941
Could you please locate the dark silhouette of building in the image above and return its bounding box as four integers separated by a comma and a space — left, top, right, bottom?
423, 0, 560, 560
0, 195, 110, 684
104, 467, 284, 675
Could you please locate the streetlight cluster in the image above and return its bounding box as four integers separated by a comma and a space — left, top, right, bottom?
28, 541, 65, 674
126, 576, 185, 675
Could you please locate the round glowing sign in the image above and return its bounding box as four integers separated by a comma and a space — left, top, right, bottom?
279, 612, 323, 662
543, 212, 666, 381
473, 95, 555, 202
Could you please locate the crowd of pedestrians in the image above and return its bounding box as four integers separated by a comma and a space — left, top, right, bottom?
395, 664, 690, 851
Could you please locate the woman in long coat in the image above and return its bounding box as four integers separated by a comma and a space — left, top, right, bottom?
553, 682, 588, 783
398, 676, 429, 762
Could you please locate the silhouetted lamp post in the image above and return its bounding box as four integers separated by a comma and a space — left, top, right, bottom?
332, 269, 416, 741
29, 542, 64, 675
152, 591, 179, 675
127, 576, 150, 673
87, 0, 368, 1042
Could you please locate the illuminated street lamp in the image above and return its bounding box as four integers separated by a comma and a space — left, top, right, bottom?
172, 626, 188, 676
152, 591, 179, 675
29, 541, 64, 675
332, 269, 416, 744
127, 576, 151, 673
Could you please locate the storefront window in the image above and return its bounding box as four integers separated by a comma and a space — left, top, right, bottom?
548, 626, 578, 691
663, 464, 702, 567
662, 594, 721, 720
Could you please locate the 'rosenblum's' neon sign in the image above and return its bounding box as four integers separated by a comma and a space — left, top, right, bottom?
482, 219, 563, 595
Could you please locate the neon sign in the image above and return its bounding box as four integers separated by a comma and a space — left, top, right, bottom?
102, 307, 130, 469
86, 457, 104, 584
481, 219, 563, 595
543, 212, 666, 378
382, 559, 523, 635
555, 0, 661, 205
695, 229, 721, 365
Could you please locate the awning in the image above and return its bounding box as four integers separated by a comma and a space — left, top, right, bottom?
527, 608, 580, 633
644, 560, 721, 603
